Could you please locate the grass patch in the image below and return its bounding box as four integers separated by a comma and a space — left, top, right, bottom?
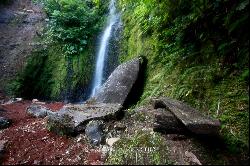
105, 131, 172, 165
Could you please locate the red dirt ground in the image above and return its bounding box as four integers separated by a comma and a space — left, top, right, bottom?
0, 101, 103, 165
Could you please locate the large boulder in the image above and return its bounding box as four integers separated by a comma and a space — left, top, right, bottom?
152, 97, 221, 135
94, 57, 142, 105
46, 103, 122, 135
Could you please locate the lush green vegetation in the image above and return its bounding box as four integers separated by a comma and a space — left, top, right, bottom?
118, 0, 249, 155
9, 0, 109, 101
106, 131, 171, 165
43, 0, 107, 55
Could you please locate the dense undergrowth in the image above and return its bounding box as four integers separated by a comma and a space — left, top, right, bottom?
118, 0, 249, 156
9, 0, 109, 101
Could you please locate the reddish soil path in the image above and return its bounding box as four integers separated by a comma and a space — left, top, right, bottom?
0, 101, 103, 165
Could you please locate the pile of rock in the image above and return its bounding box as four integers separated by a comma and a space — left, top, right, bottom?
44, 56, 221, 147
46, 57, 143, 145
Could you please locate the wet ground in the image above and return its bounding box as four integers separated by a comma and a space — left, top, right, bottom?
0, 100, 103, 165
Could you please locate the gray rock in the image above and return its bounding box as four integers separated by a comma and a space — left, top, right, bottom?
85, 120, 104, 146
94, 57, 141, 105
46, 103, 122, 135
106, 137, 120, 147
153, 108, 186, 134
26, 104, 54, 118
0, 140, 7, 164
152, 97, 221, 135
2, 98, 22, 105
0, 117, 11, 129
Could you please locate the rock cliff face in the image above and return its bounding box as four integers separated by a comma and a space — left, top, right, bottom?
0, 0, 45, 94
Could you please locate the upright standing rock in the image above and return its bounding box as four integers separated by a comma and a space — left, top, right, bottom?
94, 57, 142, 105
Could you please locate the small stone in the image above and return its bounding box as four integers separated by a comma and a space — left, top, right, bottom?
33, 160, 42, 165
106, 138, 120, 147
85, 120, 104, 146
3, 98, 22, 105
15, 98, 22, 101
185, 151, 202, 165
0, 140, 8, 163
114, 123, 126, 131
32, 99, 46, 105
55, 155, 60, 160
76, 134, 85, 143
32, 99, 39, 103
0, 117, 12, 129
101, 145, 110, 154
0, 140, 7, 152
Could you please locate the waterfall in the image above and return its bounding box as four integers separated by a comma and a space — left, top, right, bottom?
91, 0, 119, 97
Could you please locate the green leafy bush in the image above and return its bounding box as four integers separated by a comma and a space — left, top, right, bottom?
43, 0, 107, 55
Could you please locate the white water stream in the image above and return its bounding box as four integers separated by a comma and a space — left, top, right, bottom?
91, 0, 119, 97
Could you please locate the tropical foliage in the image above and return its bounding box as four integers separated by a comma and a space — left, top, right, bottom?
43, 0, 108, 55
9, 0, 109, 101
118, 0, 249, 155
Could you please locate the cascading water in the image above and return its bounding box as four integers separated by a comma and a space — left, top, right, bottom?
91, 0, 120, 97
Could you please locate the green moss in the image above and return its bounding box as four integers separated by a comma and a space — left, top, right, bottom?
105, 131, 172, 165
8, 42, 94, 101
118, 0, 249, 156
6, 0, 110, 101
